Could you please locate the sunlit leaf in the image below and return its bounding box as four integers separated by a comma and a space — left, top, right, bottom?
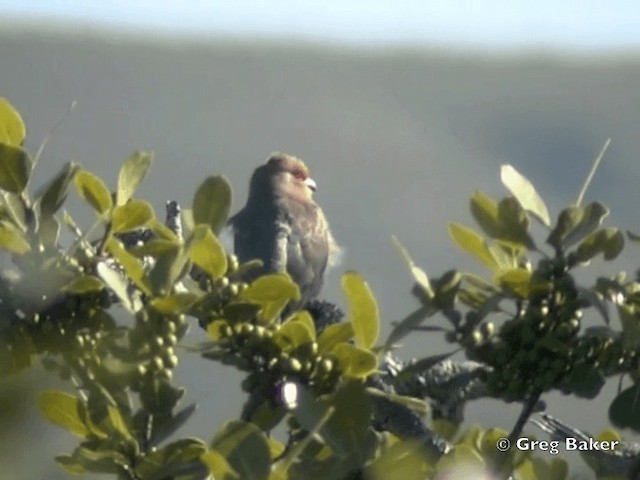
332, 343, 378, 378
74, 169, 113, 215
342, 271, 379, 349
317, 322, 354, 353
0, 97, 26, 146
105, 237, 151, 295
448, 223, 498, 270
97, 261, 134, 312
240, 273, 300, 323
38, 390, 89, 438
392, 235, 434, 300
106, 405, 132, 440
116, 150, 153, 206
277, 310, 316, 350
55, 455, 87, 475
193, 175, 232, 234
111, 200, 155, 233
188, 224, 228, 278
151, 292, 199, 314
495, 268, 532, 297
63, 275, 104, 294
0, 221, 30, 253
200, 449, 241, 480
500, 164, 550, 226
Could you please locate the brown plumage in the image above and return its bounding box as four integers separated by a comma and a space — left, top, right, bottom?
229, 152, 339, 306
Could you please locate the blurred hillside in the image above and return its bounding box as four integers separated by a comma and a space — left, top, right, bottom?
2, 29, 640, 479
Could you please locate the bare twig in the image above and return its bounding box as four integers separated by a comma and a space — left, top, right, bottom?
575, 138, 611, 206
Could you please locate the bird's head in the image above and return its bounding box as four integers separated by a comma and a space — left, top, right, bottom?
251, 152, 317, 202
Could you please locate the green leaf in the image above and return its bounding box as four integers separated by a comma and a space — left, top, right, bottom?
111, 199, 155, 233
193, 175, 232, 234
63, 275, 104, 294
471, 193, 536, 251
1, 192, 27, 230
147, 244, 187, 295
392, 235, 434, 300
331, 343, 378, 378
495, 268, 532, 298
384, 306, 435, 350
0, 221, 30, 253
433, 270, 463, 309
561, 367, 604, 399
106, 238, 151, 295
38, 390, 89, 438
106, 405, 132, 440
38, 162, 80, 219
276, 311, 316, 351
210, 420, 271, 480
188, 224, 228, 278
609, 385, 640, 432
240, 273, 300, 323
74, 169, 113, 215
151, 404, 198, 446
116, 150, 153, 206
342, 271, 379, 349
151, 292, 199, 314
55, 455, 87, 475
500, 164, 551, 227
434, 444, 484, 476
319, 381, 372, 452
0, 97, 26, 146
366, 438, 431, 480
448, 223, 498, 270
470, 190, 503, 238
140, 379, 185, 416
573, 228, 624, 263
97, 261, 134, 312
317, 322, 354, 354
496, 196, 535, 249
73, 446, 127, 474
149, 218, 180, 242
39, 215, 60, 247
547, 202, 609, 250
200, 449, 241, 480
618, 303, 640, 349
0, 144, 31, 194
136, 438, 208, 480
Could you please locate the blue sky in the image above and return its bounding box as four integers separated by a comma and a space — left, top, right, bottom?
1, 0, 640, 50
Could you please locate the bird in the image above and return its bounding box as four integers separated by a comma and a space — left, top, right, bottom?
229, 152, 340, 308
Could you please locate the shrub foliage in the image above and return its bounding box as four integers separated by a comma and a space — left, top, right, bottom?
1, 97, 639, 480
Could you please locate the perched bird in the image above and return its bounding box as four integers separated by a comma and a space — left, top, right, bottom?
229, 152, 340, 307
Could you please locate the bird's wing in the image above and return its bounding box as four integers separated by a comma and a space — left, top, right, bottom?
271, 220, 291, 274
283, 202, 330, 302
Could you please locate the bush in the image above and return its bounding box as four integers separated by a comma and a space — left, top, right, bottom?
1, 97, 639, 480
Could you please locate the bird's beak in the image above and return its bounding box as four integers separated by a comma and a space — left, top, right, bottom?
304, 177, 317, 192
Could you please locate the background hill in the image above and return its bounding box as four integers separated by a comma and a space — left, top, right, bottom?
2, 29, 640, 478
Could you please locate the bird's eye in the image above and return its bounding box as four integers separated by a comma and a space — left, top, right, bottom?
292, 169, 307, 181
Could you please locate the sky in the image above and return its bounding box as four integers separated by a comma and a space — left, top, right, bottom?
1, 0, 640, 50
